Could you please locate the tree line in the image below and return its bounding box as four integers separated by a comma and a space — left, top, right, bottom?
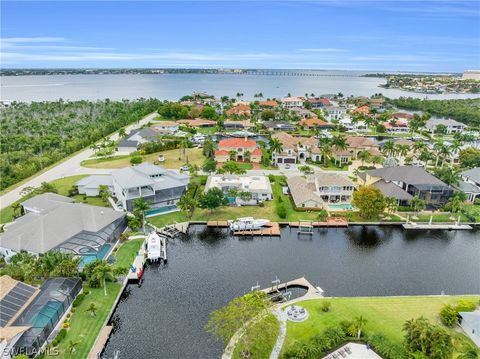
0, 98, 161, 190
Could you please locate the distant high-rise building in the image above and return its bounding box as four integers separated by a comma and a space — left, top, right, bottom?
462, 70, 480, 80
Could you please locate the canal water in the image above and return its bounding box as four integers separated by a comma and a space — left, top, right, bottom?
103, 225, 479, 359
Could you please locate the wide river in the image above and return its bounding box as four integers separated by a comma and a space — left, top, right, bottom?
2, 71, 480, 102
103, 225, 479, 359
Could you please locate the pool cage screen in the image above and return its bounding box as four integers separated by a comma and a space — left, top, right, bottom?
13, 277, 82, 356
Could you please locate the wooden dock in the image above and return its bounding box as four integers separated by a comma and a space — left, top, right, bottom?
233, 223, 281, 236
88, 326, 112, 359
403, 223, 472, 230
127, 247, 146, 281
289, 217, 348, 228
207, 220, 229, 227
261, 277, 320, 297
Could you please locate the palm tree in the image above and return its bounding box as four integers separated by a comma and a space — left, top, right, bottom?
318, 138, 332, 166
439, 167, 462, 186
177, 193, 197, 219
357, 150, 371, 167
410, 196, 426, 213
382, 140, 395, 157
395, 144, 410, 163
92, 261, 114, 296
133, 198, 150, 234
86, 303, 97, 317
67, 340, 81, 354
385, 197, 398, 214
179, 138, 190, 162
353, 315, 368, 339
118, 128, 127, 138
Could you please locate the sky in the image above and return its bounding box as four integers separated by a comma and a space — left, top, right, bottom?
1, 0, 479, 72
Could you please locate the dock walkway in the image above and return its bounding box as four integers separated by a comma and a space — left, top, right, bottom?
403, 223, 472, 230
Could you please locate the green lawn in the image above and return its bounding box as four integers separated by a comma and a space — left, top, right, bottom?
112, 238, 144, 269
53, 283, 122, 359
405, 212, 470, 223
282, 296, 480, 356
232, 313, 280, 359
81, 147, 205, 169
308, 159, 350, 171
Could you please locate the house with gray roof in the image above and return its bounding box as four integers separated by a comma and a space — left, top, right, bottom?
0, 193, 126, 262
425, 118, 466, 134
76, 175, 113, 197
111, 163, 189, 212
287, 176, 324, 209
460, 167, 480, 202
358, 166, 453, 208
117, 127, 161, 153
459, 311, 480, 347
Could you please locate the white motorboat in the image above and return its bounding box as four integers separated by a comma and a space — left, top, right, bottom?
146, 231, 162, 262
228, 217, 270, 231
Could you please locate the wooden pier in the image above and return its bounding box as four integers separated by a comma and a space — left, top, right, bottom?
233, 223, 281, 236
289, 217, 348, 228
207, 220, 229, 227
403, 223, 472, 230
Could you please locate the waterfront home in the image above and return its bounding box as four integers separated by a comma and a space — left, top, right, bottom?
325, 106, 347, 121
307, 97, 331, 108
223, 119, 254, 130
339, 117, 367, 132
352, 105, 371, 116
281, 96, 304, 108
287, 173, 355, 209
357, 166, 454, 208
290, 107, 317, 119
76, 175, 113, 196
0, 193, 126, 261
153, 121, 180, 134
331, 148, 352, 165
177, 118, 217, 128
425, 118, 466, 134
226, 104, 251, 117
459, 311, 480, 347
391, 112, 414, 121
117, 127, 161, 153
263, 121, 296, 132
383, 120, 409, 133
258, 100, 279, 109
111, 162, 189, 211
346, 136, 382, 158
214, 138, 262, 163
271, 132, 320, 164
459, 167, 480, 202
204, 174, 273, 205
0, 275, 82, 358
300, 117, 332, 130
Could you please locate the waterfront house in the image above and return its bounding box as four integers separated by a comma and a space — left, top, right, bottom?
290, 107, 317, 119
331, 148, 352, 165
346, 136, 382, 158
214, 138, 262, 163
177, 118, 217, 128
76, 175, 113, 196
111, 162, 189, 211
281, 96, 304, 109
258, 100, 279, 109
117, 127, 161, 153
307, 97, 331, 108
0, 193, 126, 262
153, 121, 180, 134
287, 176, 324, 209
204, 174, 273, 205
0, 275, 82, 358
223, 119, 254, 130
226, 104, 251, 117
357, 166, 453, 208
383, 120, 409, 133
325, 106, 347, 121
300, 117, 332, 131
425, 118, 466, 134
391, 112, 414, 121
263, 121, 296, 132
459, 167, 480, 202
271, 132, 320, 164
352, 105, 371, 116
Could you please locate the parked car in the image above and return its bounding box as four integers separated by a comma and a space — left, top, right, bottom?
180, 165, 190, 172
285, 164, 291, 169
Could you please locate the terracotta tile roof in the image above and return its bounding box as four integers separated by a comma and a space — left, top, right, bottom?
272, 132, 317, 149
391, 112, 414, 120
177, 118, 217, 127
353, 105, 370, 115
215, 150, 230, 156
300, 117, 330, 127
251, 148, 262, 156
218, 138, 257, 148
226, 104, 251, 116
258, 100, 278, 108
346, 136, 379, 149
154, 121, 178, 127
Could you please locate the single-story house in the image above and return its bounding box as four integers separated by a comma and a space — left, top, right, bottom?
117, 127, 161, 153
290, 107, 317, 119
460, 167, 480, 202
258, 100, 279, 109
263, 121, 296, 132
287, 176, 324, 209
177, 118, 217, 128
223, 120, 254, 130
76, 175, 113, 197
300, 118, 332, 130
0, 193, 126, 262
204, 175, 273, 205
153, 121, 180, 134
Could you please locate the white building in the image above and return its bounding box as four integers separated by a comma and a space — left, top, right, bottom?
425, 118, 466, 134
204, 175, 273, 205
325, 106, 347, 121
459, 311, 480, 347
153, 121, 180, 134
281, 96, 304, 109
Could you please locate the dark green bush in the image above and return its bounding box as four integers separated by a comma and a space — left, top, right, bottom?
455, 299, 477, 312
72, 293, 85, 307
440, 304, 459, 327
277, 203, 287, 219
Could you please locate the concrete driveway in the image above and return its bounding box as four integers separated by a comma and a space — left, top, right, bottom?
0, 112, 158, 209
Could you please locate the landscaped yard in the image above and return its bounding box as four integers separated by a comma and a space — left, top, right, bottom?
112, 238, 144, 270
282, 295, 480, 356
81, 147, 205, 169
53, 282, 122, 359
308, 159, 350, 171
0, 175, 109, 224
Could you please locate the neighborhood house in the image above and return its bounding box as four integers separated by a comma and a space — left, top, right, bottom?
204, 175, 273, 205
214, 138, 262, 163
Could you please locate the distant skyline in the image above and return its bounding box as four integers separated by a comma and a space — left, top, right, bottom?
1, 1, 479, 72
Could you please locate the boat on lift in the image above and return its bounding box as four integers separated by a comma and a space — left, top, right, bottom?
146, 231, 162, 262
228, 217, 270, 231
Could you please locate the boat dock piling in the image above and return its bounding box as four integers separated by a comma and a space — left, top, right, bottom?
233, 223, 281, 236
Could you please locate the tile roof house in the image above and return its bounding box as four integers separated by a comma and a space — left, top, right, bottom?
204, 174, 273, 206
346, 136, 382, 157
352, 105, 371, 116
177, 118, 217, 127
357, 166, 453, 207
223, 119, 255, 130
281, 96, 304, 108
258, 100, 279, 109
383, 120, 409, 133
263, 121, 296, 132
226, 104, 251, 117
153, 121, 180, 134
271, 132, 320, 164
300, 118, 332, 130
425, 118, 466, 134
307, 97, 331, 108
215, 138, 262, 163
0, 193, 126, 261
117, 127, 161, 153
391, 112, 414, 120
290, 107, 317, 119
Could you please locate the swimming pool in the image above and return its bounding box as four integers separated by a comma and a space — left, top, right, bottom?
29, 301, 63, 328
145, 206, 179, 217
328, 203, 354, 210
80, 244, 112, 266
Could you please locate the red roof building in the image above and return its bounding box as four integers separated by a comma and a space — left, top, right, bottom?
215, 138, 261, 163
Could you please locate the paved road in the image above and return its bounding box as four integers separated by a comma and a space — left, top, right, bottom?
0, 112, 158, 209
